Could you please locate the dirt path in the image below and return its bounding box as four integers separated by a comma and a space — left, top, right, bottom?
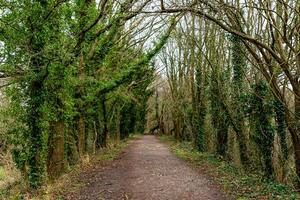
61, 135, 227, 200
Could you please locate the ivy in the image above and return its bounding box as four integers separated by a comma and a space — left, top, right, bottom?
274, 99, 288, 160
248, 80, 275, 178
229, 34, 248, 165
209, 66, 230, 156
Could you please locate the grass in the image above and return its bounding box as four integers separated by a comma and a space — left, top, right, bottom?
160, 135, 299, 200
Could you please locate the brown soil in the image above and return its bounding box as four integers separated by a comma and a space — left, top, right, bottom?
59, 135, 228, 200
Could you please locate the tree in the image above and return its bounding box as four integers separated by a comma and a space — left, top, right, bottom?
150, 0, 300, 186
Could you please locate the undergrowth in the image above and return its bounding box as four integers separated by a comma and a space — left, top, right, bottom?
160, 135, 299, 200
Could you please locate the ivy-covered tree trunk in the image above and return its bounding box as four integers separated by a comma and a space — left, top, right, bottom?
27, 79, 44, 188
194, 111, 205, 151
66, 129, 79, 165
250, 80, 275, 178
95, 114, 103, 149
290, 88, 300, 186
230, 35, 248, 165
193, 28, 207, 151
74, 0, 95, 156
210, 66, 229, 157
274, 99, 288, 160
194, 66, 206, 151
26, 1, 48, 188
120, 102, 136, 140
77, 116, 86, 156
76, 49, 87, 157
101, 95, 108, 148
47, 121, 65, 179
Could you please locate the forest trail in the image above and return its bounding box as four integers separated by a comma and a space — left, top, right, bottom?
61, 135, 227, 200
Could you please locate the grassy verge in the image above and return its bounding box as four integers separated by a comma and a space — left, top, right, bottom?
159, 135, 299, 200
3, 133, 142, 200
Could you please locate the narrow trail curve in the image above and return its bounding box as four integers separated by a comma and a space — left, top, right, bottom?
63, 135, 228, 200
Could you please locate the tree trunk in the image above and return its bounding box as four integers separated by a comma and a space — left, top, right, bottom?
237, 125, 248, 165
289, 124, 300, 187
101, 95, 108, 148
116, 106, 121, 141
67, 129, 79, 165
292, 88, 300, 186
78, 116, 85, 157
47, 121, 65, 179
